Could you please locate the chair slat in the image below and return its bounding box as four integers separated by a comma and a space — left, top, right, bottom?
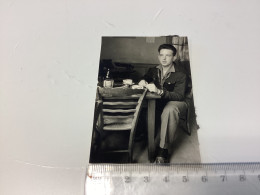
103, 108, 136, 113
103, 123, 132, 131
104, 117, 133, 125
103, 115, 134, 119
103, 105, 136, 109
103, 101, 138, 106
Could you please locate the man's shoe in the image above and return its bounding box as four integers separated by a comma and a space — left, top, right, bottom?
155, 156, 168, 164
154, 147, 169, 164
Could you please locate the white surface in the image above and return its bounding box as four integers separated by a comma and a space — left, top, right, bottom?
1, 0, 260, 194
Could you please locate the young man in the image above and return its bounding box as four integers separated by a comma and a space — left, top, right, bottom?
138, 44, 187, 163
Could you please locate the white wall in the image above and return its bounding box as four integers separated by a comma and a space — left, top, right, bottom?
1, 0, 260, 194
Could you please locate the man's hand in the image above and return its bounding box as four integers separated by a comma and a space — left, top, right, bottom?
146, 83, 159, 93
138, 80, 148, 87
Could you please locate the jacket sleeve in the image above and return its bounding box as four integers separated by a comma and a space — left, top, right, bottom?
162, 73, 187, 101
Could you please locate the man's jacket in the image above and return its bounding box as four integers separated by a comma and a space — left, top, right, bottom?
143, 62, 188, 102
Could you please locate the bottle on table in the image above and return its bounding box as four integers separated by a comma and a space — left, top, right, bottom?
103, 68, 114, 88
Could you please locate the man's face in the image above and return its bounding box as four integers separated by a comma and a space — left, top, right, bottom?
158, 49, 174, 67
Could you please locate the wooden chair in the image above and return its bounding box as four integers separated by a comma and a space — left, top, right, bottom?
180, 100, 191, 135
89, 94, 103, 160
93, 87, 147, 163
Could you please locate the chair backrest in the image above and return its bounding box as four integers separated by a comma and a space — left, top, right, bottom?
98, 87, 147, 132
93, 87, 147, 162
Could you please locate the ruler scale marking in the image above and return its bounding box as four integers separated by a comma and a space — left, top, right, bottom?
86, 163, 260, 195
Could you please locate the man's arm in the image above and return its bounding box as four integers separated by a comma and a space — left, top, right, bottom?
161, 73, 187, 101
138, 68, 155, 87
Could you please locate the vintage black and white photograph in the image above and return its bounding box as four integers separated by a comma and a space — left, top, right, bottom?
89, 36, 200, 163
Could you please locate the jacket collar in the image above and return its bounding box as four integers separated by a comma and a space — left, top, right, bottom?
156, 63, 176, 73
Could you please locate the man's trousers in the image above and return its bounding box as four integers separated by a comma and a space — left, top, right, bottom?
158, 101, 187, 149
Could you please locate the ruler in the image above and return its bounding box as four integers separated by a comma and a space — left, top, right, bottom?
86, 163, 260, 195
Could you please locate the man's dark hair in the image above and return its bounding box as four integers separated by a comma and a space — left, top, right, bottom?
158, 44, 177, 56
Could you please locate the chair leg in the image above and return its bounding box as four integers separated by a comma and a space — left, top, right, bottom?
181, 106, 191, 136
186, 106, 191, 135
128, 141, 133, 163
128, 132, 135, 163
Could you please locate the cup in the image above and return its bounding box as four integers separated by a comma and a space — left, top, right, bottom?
123, 79, 133, 85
